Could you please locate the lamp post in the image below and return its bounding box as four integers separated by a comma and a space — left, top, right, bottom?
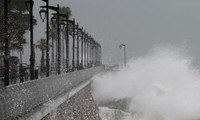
119, 44, 126, 67
92, 38, 95, 66
93, 40, 97, 66
76, 24, 83, 70
84, 31, 87, 68
86, 33, 89, 68
51, 15, 58, 74
65, 18, 75, 71
96, 43, 99, 66
60, 17, 75, 71
96, 42, 99, 66
4, 0, 10, 86
80, 27, 84, 69
58, 16, 75, 72
90, 38, 93, 66
39, 0, 50, 77
96, 43, 102, 65
71, 19, 75, 71
41, 4, 60, 74
65, 15, 69, 72
60, 21, 65, 71
51, 13, 71, 72
63, 16, 75, 72
99, 44, 102, 65
25, 0, 35, 80
89, 36, 92, 67
88, 36, 92, 67
75, 23, 79, 69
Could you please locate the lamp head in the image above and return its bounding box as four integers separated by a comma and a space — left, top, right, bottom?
39, 8, 47, 22
51, 15, 57, 24
25, 0, 34, 12
119, 44, 125, 49
60, 21, 66, 32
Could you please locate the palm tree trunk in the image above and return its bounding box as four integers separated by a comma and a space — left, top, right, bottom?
51, 38, 55, 72
41, 50, 45, 77
62, 35, 65, 70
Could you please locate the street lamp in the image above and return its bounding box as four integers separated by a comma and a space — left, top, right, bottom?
65, 18, 69, 72
99, 44, 102, 65
39, 0, 50, 77
75, 24, 83, 70
71, 19, 75, 71
88, 35, 93, 68
119, 44, 126, 67
83, 31, 87, 68
91, 38, 96, 66
53, 13, 75, 72
95, 43, 102, 66
96, 42, 99, 66
3, 0, 10, 86
75, 23, 79, 69
85, 33, 89, 68
25, 0, 35, 80
79, 27, 84, 69
60, 21, 66, 72
59, 14, 69, 72
39, 8, 46, 22
89, 37, 93, 67
41, 4, 61, 74
93, 40, 97, 66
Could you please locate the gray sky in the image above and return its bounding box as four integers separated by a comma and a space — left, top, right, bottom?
22, 0, 200, 66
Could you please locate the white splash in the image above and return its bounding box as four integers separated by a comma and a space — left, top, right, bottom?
92, 47, 200, 120
99, 107, 133, 120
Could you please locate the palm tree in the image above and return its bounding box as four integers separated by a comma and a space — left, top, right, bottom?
0, 10, 27, 55
0, 0, 36, 55
35, 38, 46, 77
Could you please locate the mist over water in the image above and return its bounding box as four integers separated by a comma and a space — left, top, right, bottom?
92, 47, 200, 120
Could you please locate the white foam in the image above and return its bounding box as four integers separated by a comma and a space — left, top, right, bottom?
92, 47, 200, 120
99, 107, 133, 120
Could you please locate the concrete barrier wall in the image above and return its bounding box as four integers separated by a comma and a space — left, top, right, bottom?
0, 66, 104, 120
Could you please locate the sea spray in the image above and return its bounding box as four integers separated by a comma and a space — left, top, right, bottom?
92, 47, 200, 120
